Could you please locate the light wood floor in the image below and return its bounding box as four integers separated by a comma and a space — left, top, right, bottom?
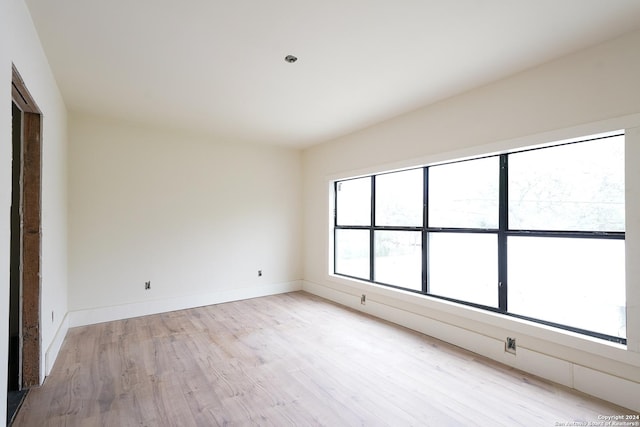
14, 291, 632, 426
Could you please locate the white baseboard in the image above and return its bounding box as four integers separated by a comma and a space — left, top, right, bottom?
44, 312, 70, 378
574, 365, 640, 412
302, 280, 640, 412
69, 281, 302, 328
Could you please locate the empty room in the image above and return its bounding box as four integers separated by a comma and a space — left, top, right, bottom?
2, 0, 640, 425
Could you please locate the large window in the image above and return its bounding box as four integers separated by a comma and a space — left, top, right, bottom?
334, 132, 626, 343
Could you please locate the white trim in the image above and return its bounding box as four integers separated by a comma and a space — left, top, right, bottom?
68, 281, 302, 328
321, 273, 638, 365
302, 279, 640, 411
573, 365, 640, 412
44, 312, 69, 377
325, 113, 640, 182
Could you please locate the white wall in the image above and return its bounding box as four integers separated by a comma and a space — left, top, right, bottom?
1, 0, 69, 419
0, 0, 11, 420
67, 113, 302, 324
302, 29, 640, 411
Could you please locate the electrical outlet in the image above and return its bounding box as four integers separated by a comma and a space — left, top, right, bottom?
505, 337, 516, 354
258, 270, 262, 277
360, 294, 366, 305
145, 281, 151, 290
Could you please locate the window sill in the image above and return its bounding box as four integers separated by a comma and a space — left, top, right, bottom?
324, 273, 637, 367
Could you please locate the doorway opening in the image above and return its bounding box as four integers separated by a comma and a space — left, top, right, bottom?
8, 65, 42, 425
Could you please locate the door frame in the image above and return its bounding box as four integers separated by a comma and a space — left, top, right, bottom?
11, 64, 42, 388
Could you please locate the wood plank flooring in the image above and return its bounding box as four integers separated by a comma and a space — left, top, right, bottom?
14, 292, 634, 426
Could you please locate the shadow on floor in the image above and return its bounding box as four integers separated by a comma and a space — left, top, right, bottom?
7, 389, 28, 426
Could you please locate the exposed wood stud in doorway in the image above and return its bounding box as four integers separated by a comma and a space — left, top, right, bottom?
11, 64, 42, 388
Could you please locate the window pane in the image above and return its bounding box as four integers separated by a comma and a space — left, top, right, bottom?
509, 136, 625, 231
429, 157, 499, 229
428, 233, 498, 307
374, 231, 422, 291
336, 178, 370, 226
375, 169, 423, 227
335, 229, 370, 279
508, 236, 625, 339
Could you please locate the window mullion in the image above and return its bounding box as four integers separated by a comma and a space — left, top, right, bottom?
333, 181, 338, 228
498, 154, 508, 313
423, 167, 429, 294
333, 182, 337, 274
370, 176, 375, 282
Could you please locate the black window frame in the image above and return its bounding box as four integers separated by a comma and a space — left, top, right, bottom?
333, 132, 626, 344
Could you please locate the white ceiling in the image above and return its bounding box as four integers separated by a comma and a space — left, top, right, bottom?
25, 0, 640, 147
